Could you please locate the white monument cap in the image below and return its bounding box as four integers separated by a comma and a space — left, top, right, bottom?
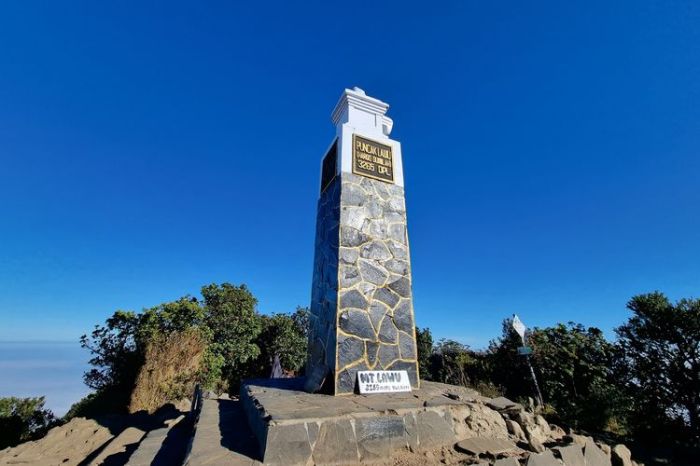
332, 87, 393, 139
327, 87, 404, 188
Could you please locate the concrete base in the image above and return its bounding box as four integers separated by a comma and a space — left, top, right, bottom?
240, 378, 489, 465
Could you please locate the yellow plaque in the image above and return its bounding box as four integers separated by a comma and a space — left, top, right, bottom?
352, 134, 394, 183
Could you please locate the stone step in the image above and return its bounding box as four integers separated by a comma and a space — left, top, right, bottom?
185, 397, 260, 466
125, 415, 191, 466
125, 425, 171, 466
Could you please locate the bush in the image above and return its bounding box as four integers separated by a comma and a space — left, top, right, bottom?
79, 282, 308, 417
0, 397, 56, 449
128, 328, 207, 413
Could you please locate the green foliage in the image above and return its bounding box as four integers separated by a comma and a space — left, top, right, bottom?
0, 397, 56, 449
201, 283, 262, 388
255, 307, 308, 376
79, 282, 308, 417
529, 323, 627, 432
616, 292, 700, 445
429, 339, 472, 386
415, 327, 433, 380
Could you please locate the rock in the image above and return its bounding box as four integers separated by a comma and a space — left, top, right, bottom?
600, 443, 612, 458
337, 334, 365, 367
360, 241, 392, 261
465, 404, 510, 439
339, 246, 359, 264
368, 301, 388, 330
554, 444, 585, 466
584, 438, 612, 466
455, 437, 520, 456
356, 417, 405, 461
494, 458, 521, 466
338, 310, 375, 339
393, 299, 414, 333
527, 450, 560, 466
341, 226, 369, 248
416, 411, 454, 449
524, 424, 548, 449
516, 411, 536, 428
312, 420, 358, 464
568, 433, 588, 447
528, 436, 546, 453
398, 330, 417, 359
378, 317, 398, 343
373, 287, 400, 308
387, 276, 411, 298
612, 444, 633, 466
487, 396, 522, 412
358, 259, 388, 285
534, 415, 551, 437
339, 289, 368, 310
378, 344, 401, 368
548, 424, 566, 441
506, 419, 527, 442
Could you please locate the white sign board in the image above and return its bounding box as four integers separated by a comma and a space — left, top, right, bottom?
357, 370, 411, 394
512, 314, 527, 342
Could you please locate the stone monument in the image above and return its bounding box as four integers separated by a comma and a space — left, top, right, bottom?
305, 87, 419, 394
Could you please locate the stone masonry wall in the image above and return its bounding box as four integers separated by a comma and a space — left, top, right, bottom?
305, 176, 340, 393
335, 172, 418, 394
306, 171, 419, 395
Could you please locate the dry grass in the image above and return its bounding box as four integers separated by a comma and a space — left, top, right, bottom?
128, 328, 206, 414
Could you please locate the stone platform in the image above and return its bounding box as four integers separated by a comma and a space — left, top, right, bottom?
240, 378, 496, 465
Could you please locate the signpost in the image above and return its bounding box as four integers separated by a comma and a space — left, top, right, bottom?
512, 314, 544, 407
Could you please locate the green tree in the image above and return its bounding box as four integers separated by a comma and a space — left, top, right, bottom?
529, 323, 627, 432
485, 318, 532, 400
615, 292, 700, 445
201, 283, 262, 389
0, 397, 56, 449
255, 310, 307, 376
429, 339, 472, 386
415, 327, 434, 380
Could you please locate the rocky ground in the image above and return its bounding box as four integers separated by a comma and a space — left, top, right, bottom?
0, 388, 646, 466
0, 401, 191, 466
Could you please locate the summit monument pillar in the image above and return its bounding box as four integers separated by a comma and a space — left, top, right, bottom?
306, 88, 419, 394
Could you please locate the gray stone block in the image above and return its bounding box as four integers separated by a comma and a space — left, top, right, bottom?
339, 289, 368, 310
416, 410, 454, 449
337, 334, 365, 368
359, 259, 389, 285
360, 240, 392, 261
339, 310, 375, 339
393, 300, 414, 333
399, 330, 417, 359
312, 420, 358, 464
264, 424, 312, 465
356, 417, 406, 461
374, 287, 400, 308
378, 344, 401, 368
378, 316, 398, 343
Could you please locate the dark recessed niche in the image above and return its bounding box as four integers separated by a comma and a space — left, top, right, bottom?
320, 139, 338, 194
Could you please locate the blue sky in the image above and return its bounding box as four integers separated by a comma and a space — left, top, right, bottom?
1, 1, 698, 348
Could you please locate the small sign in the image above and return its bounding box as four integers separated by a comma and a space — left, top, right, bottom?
352, 134, 394, 183
357, 370, 411, 394
512, 314, 527, 342
517, 346, 533, 356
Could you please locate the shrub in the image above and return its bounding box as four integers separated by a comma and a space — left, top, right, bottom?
128, 328, 207, 413
0, 397, 56, 449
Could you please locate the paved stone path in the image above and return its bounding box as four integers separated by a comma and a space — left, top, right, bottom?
186, 398, 261, 466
